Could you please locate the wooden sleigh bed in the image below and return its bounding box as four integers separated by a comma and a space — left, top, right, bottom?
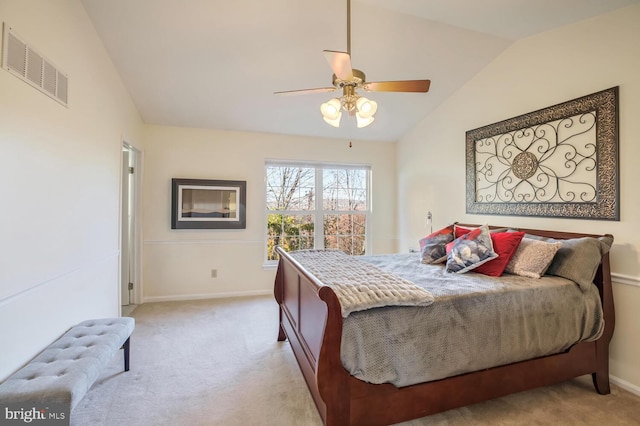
273, 225, 615, 426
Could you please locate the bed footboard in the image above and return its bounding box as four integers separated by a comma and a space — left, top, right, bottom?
274, 246, 350, 424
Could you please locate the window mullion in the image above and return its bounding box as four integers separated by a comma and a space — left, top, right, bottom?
314, 166, 324, 250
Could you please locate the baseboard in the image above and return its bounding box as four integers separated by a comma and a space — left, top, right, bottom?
610, 374, 640, 397
143, 289, 272, 303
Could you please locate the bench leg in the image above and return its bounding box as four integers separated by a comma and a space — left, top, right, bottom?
123, 337, 131, 372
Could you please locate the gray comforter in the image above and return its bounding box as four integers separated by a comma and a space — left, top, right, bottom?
341, 253, 604, 387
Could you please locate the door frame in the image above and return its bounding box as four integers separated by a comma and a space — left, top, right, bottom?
120, 141, 143, 308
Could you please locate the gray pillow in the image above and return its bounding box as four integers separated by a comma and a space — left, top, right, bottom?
525, 234, 613, 291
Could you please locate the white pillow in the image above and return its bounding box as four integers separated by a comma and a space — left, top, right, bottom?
504, 238, 562, 278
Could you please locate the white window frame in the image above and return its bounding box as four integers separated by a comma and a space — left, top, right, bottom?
264, 160, 371, 265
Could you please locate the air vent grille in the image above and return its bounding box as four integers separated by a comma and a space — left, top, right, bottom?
2, 23, 68, 107
26, 47, 43, 86
7, 31, 26, 74
57, 71, 68, 104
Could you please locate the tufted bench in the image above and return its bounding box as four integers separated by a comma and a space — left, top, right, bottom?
0, 317, 134, 413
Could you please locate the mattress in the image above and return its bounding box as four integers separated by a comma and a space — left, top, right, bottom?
340, 253, 604, 387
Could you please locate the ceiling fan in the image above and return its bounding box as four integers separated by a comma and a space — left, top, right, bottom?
274, 0, 431, 128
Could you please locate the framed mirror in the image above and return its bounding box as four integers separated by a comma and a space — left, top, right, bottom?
171, 178, 246, 229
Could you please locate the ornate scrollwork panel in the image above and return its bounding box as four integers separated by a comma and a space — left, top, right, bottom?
466, 87, 619, 220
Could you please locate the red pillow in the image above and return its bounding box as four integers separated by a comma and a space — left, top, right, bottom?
473, 232, 525, 277
454, 225, 473, 239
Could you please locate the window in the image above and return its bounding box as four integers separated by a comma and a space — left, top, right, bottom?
265, 161, 370, 262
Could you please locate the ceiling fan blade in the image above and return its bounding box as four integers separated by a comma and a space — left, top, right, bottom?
274, 87, 337, 96
323, 50, 353, 81
364, 80, 431, 93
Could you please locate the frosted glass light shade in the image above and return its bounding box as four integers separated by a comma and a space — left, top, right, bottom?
356, 97, 377, 118
356, 113, 374, 128
321, 95, 376, 128
323, 111, 342, 127
321, 98, 342, 127
321, 98, 342, 119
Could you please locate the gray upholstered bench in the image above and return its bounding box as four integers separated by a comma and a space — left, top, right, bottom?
0, 317, 134, 412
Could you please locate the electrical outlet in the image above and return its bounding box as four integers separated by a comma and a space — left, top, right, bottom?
211, 269, 217, 278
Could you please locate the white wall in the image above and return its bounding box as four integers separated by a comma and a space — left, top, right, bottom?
0, 0, 143, 380
142, 125, 397, 301
397, 5, 640, 391
3, 0, 637, 395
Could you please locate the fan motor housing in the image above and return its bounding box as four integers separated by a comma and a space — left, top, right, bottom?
332, 69, 365, 88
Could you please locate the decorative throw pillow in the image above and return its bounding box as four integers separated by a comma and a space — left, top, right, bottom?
454, 224, 510, 239
473, 231, 525, 277
445, 225, 498, 274
419, 224, 455, 264
504, 238, 562, 279
543, 236, 614, 291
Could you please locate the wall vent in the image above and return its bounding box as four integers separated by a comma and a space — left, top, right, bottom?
2, 23, 68, 107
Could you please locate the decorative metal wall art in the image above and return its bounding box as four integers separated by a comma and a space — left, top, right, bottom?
466, 87, 619, 220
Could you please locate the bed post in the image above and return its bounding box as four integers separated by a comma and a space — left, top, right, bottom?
274, 255, 287, 342
316, 287, 351, 426
592, 250, 615, 394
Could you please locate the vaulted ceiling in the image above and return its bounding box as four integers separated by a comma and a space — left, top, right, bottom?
81, 0, 638, 141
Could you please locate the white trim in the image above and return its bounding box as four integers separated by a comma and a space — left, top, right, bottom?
0, 251, 119, 306
143, 289, 272, 303
144, 239, 262, 245
120, 142, 144, 306
265, 158, 372, 170
131, 146, 144, 305
611, 273, 640, 288
610, 374, 640, 397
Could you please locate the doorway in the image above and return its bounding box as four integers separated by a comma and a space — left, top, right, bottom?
121, 143, 140, 313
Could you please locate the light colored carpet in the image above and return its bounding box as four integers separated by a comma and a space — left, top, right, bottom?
71, 296, 640, 426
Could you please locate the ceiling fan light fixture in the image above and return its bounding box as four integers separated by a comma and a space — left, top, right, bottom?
275, 0, 430, 131
323, 112, 342, 127
321, 98, 343, 127
321, 98, 342, 119
356, 97, 377, 118
321, 93, 377, 128
355, 112, 374, 128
